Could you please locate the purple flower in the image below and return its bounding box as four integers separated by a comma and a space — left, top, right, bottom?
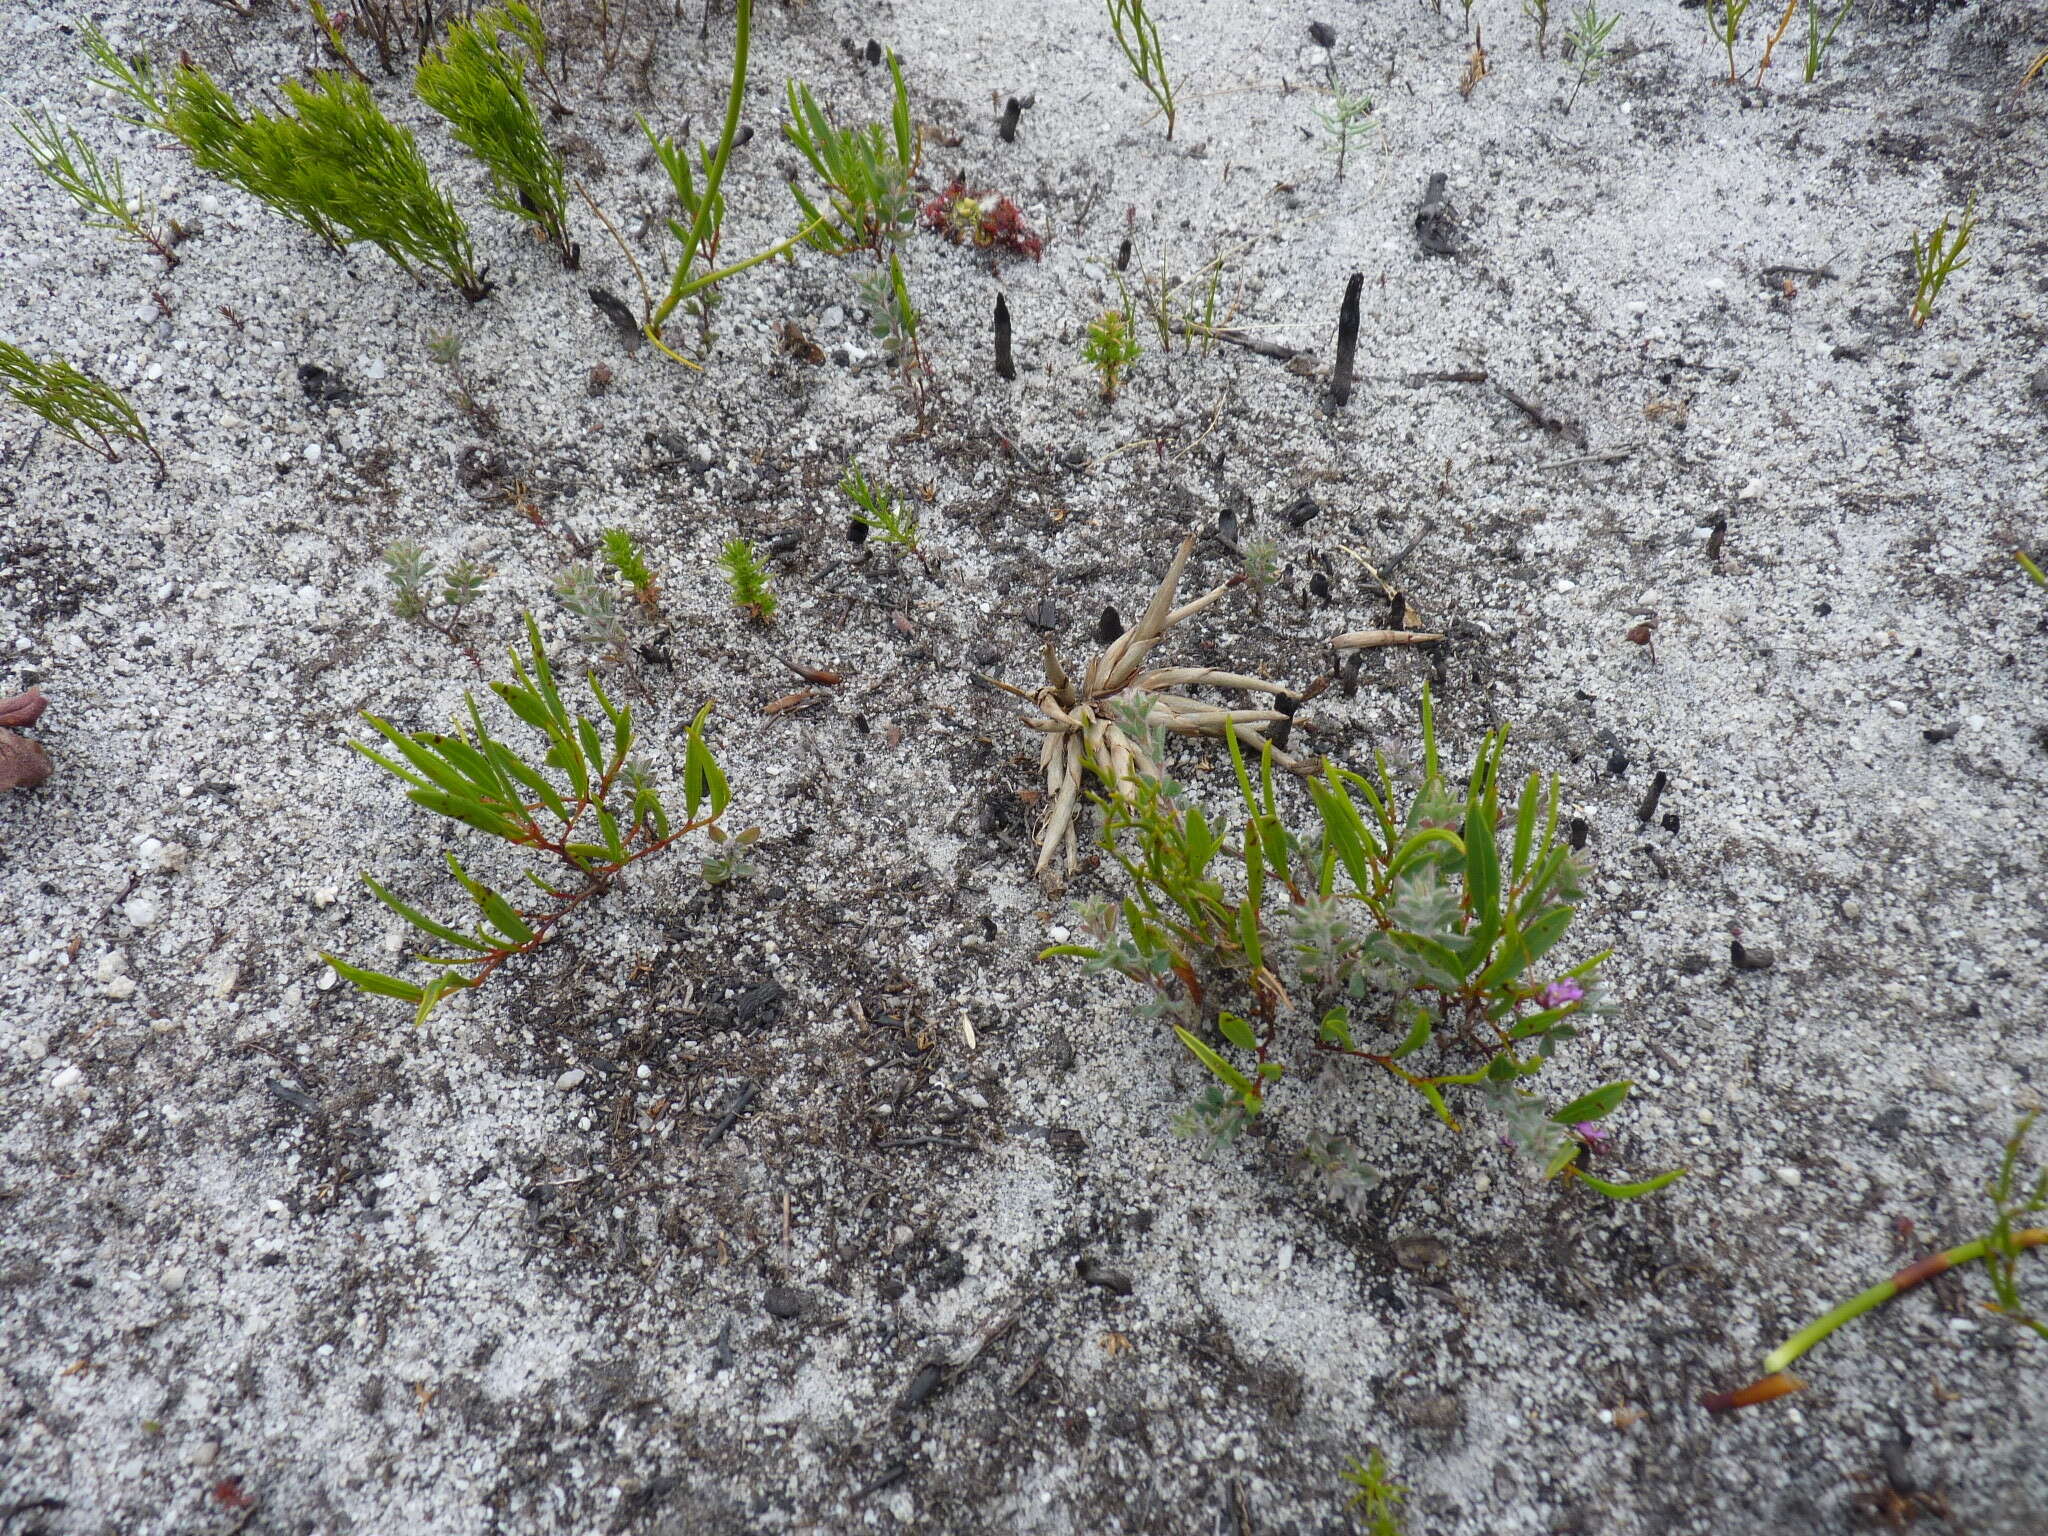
1572, 1121, 1612, 1146
1539, 979, 1585, 1010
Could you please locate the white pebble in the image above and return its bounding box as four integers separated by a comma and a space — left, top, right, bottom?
316, 964, 340, 992
160, 1265, 188, 1293
1886, 699, 1908, 717
1737, 478, 1765, 500
1774, 1166, 1802, 1187
123, 895, 157, 929
1048, 925, 1070, 943
555, 1068, 587, 1091
103, 975, 137, 1001
52, 1065, 86, 1098
312, 885, 339, 909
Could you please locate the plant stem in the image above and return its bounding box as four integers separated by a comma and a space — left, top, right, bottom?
647, 0, 751, 336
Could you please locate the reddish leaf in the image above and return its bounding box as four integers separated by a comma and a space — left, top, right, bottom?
0, 687, 46, 728
211, 1477, 255, 1510
0, 730, 50, 791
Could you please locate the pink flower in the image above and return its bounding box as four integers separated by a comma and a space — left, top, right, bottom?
1539, 979, 1585, 1010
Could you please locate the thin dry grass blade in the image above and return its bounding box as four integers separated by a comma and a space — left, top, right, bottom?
1137, 667, 1296, 695
1035, 733, 1085, 874
1096, 532, 1196, 688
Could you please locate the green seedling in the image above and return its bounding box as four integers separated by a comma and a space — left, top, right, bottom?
1342, 1449, 1411, 1536
1909, 197, 1977, 328
323, 615, 738, 1026
1524, 0, 1553, 56
13, 111, 182, 267
2016, 550, 2047, 587
0, 340, 160, 470
1083, 307, 1141, 400
1707, 0, 1753, 82
1564, 2, 1622, 111
784, 49, 919, 256
1108, 0, 1178, 139
416, 2, 576, 267
840, 461, 920, 552
1315, 81, 1375, 179
385, 539, 487, 665
600, 528, 660, 612
1038, 592, 1682, 1200
1804, 0, 1853, 81
1703, 1112, 2047, 1412
425, 331, 498, 431
719, 538, 777, 623
855, 249, 931, 426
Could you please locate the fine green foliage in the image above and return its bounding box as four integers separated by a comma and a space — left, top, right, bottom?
1524, 0, 1553, 56
1910, 197, 1978, 328
1706, 0, 1754, 83
1985, 1111, 2048, 1340
601, 529, 660, 612
840, 461, 920, 551
784, 50, 918, 256
1108, 0, 1177, 140
1083, 308, 1141, 400
385, 539, 487, 654
115, 34, 488, 301
323, 615, 736, 1026
1045, 690, 1683, 1202
2017, 549, 2048, 587
719, 538, 777, 623
855, 249, 930, 425
416, 2, 575, 266
1342, 1449, 1411, 1536
1564, 2, 1622, 112
13, 111, 181, 267
0, 340, 160, 469
1804, 0, 1853, 81
1315, 81, 1375, 179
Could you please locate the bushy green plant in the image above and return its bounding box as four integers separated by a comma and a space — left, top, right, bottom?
719, 538, 777, 623
1342, 1449, 1410, 1535
0, 340, 160, 470
385, 539, 487, 657
840, 461, 920, 551
88, 25, 487, 301
600, 528, 660, 611
1107, 0, 1177, 139
783, 50, 918, 256
13, 111, 182, 267
416, 2, 575, 266
325, 616, 736, 1025
1045, 690, 1683, 1201
1083, 308, 1141, 400
1910, 197, 1978, 328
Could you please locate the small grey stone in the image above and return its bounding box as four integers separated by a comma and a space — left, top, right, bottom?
764, 1286, 803, 1319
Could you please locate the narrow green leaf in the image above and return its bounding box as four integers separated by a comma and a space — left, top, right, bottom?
445, 853, 535, 946
1256, 1061, 1284, 1080
1174, 1025, 1259, 1108
322, 954, 426, 1002
1225, 718, 1256, 813
1415, 1079, 1460, 1129
1387, 929, 1467, 988
405, 789, 527, 841
1550, 1080, 1632, 1124
360, 715, 486, 800
1510, 771, 1541, 886
598, 805, 625, 862
1390, 1005, 1433, 1059
575, 714, 604, 780
1039, 944, 1103, 960
1218, 1011, 1258, 1052
486, 739, 567, 824
1319, 1006, 1354, 1049
1420, 682, 1439, 782
413, 972, 476, 1027
1573, 1167, 1686, 1199
491, 681, 554, 734
522, 613, 571, 735
362, 873, 494, 952
1465, 780, 1501, 948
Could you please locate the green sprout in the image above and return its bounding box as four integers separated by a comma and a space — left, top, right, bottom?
839, 461, 920, 552
783, 48, 919, 256
0, 339, 160, 471
1107, 0, 1177, 139
416, 2, 576, 267
1909, 196, 1978, 328
600, 528, 660, 612
1706, 0, 1754, 83
1563, 2, 1622, 112
1083, 307, 1141, 400
719, 538, 777, 623
13, 111, 182, 267
1315, 81, 1375, 179
1524, 0, 1553, 56
1342, 1449, 1411, 1536
323, 616, 738, 1027
1804, 0, 1853, 81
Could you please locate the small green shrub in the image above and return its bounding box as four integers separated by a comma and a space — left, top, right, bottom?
784, 50, 918, 256
384, 539, 487, 658
1083, 308, 1141, 400
1342, 1449, 1410, 1535
1045, 690, 1683, 1202
600, 529, 660, 612
91, 24, 487, 301
719, 538, 777, 623
1563, 2, 1621, 112
839, 460, 919, 552
0, 340, 159, 470
325, 616, 737, 1026
416, 2, 575, 266
1314, 81, 1374, 179
1910, 197, 1978, 328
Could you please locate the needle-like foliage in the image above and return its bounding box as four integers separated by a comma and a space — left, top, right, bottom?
13, 111, 181, 267
416, 2, 575, 266
0, 340, 160, 470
